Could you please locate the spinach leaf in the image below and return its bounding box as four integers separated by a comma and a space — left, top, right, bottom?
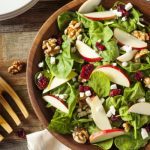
103, 26, 113, 42
118, 61, 150, 72
88, 71, 110, 97
57, 12, 76, 31
115, 131, 149, 150
101, 40, 119, 63
123, 82, 145, 103
46, 56, 74, 78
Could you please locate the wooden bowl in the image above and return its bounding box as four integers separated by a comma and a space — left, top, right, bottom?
27, 0, 150, 149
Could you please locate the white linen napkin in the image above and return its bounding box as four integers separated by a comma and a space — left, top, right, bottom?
26, 129, 71, 150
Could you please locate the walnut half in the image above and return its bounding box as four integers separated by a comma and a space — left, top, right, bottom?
72, 127, 89, 144
8, 60, 25, 74
132, 30, 149, 41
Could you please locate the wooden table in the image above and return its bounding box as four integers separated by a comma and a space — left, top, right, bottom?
0, 0, 70, 149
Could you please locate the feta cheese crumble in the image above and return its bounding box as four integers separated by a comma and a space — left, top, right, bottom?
38, 61, 44, 68
50, 57, 56, 64
122, 62, 128, 67
110, 84, 117, 90
141, 128, 149, 139
125, 3, 133, 11
138, 97, 146, 103
80, 92, 85, 98
85, 90, 92, 97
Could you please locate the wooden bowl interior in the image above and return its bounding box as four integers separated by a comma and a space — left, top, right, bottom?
27, 0, 150, 149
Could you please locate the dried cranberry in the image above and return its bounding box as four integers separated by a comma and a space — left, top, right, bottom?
117, 4, 129, 17
134, 71, 144, 81
16, 128, 26, 139
79, 85, 84, 92
110, 115, 121, 122
96, 42, 106, 51
37, 76, 49, 90
117, 4, 125, 11
80, 64, 94, 80
56, 36, 63, 45
145, 124, 150, 132
84, 86, 91, 91
110, 89, 121, 97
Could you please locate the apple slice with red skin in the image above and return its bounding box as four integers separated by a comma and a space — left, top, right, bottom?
90, 128, 125, 143
114, 28, 147, 50
117, 50, 137, 62
76, 40, 102, 62
95, 65, 130, 87
78, 0, 101, 14
128, 102, 150, 115
84, 11, 116, 21
43, 95, 69, 113
86, 96, 112, 130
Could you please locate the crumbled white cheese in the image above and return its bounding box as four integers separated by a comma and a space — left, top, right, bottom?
122, 62, 128, 67
141, 128, 149, 139
125, 3, 133, 11
59, 94, 65, 99
85, 90, 92, 97
138, 97, 146, 103
106, 110, 112, 118
121, 17, 127, 22
110, 84, 117, 90
80, 92, 85, 98
77, 34, 82, 40
37, 73, 42, 79
121, 45, 132, 52
38, 61, 44, 68
50, 57, 56, 64
112, 63, 117, 66
110, 106, 116, 115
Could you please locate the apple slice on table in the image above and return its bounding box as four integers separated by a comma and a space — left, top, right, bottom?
129, 102, 150, 115
43, 95, 69, 113
90, 128, 125, 143
43, 71, 77, 94
95, 65, 130, 87
78, 0, 101, 13
86, 96, 112, 130
114, 28, 147, 50
117, 50, 137, 62
84, 11, 116, 21
76, 40, 102, 62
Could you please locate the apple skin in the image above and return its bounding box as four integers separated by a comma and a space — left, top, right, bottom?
95, 65, 130, 87
90, 128, 125, 143
78, 0, 101, 14
114, 28, 148, 50
43, 94, 69, 113
76, 40, 103, 62
85, 15, 116, 21
128, 102, 150, 116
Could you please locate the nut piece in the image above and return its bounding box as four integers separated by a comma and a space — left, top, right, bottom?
64, 20, 83, 40
8, 60, 25, 74
134, 49, 149, 62
72, 127, 89, 144
132, 30, 149, 41
123, 122, 130, 132
42, 38, 61, 57
144, 77, 150, 89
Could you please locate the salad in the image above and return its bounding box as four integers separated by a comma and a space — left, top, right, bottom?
35, 0, 150, 150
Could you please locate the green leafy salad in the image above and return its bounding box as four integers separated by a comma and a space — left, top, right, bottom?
35, 1, 150, 150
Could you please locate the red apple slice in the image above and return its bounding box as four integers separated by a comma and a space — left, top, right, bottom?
43, 95, 69, 113
114, 28, 147, 50
128, 102, 150, 115
86, 96, 112, 130
117, 50, 137, 62
95, 65, 130, 87
84, 11, 116, 21
76, 40, 102, 62
90, 128, 125, 143
78, 0, 101, 13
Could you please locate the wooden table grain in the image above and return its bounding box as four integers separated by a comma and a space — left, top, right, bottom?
0, 0, 70, 149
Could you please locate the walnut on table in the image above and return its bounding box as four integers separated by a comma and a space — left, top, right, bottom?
8, 60, 26, 74
42, 38, 61, 57
132, 30, 149, 41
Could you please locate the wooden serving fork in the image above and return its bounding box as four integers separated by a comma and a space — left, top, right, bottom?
0, 77, 29, 141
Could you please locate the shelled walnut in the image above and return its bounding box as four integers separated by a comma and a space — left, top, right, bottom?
8, 60, 25, 74
64, 20, 83, 40
132, 30, 149, 41
72, 127, 89, 144
123, 122, 130, 132
144, 77, 150, 89
42, 38, 61, 57
134, 49, 149, 62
